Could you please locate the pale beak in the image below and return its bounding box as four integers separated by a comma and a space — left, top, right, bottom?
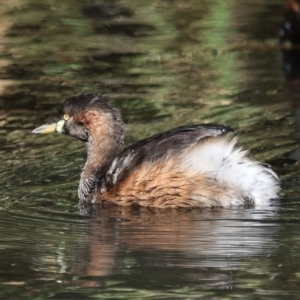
32, 120, 65, 134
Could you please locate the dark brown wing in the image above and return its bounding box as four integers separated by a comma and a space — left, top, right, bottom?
105, 124, 234, 187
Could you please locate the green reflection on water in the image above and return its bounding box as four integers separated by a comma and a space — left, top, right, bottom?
0, 0, 294, 209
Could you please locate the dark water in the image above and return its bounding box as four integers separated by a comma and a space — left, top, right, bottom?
1, 0, 300, 298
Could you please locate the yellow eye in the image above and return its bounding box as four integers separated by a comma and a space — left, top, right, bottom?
63, 114, 69, 121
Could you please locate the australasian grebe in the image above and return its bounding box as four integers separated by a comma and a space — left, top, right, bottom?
33, 94, 279, 211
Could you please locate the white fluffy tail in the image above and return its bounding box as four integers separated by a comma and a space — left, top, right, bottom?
180, 136, 280, 207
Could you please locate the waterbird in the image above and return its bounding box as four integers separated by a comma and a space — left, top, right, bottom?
32, 94, 280, 211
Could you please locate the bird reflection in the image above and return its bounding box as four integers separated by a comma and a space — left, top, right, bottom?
65, 207, 277, 288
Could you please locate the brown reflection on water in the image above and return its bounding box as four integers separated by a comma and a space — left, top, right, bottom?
3, 206, 300, 298
66, 207, 278, 289
0, 207, 278, 298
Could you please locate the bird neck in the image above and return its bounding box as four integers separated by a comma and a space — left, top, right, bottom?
78, 132, 124, 204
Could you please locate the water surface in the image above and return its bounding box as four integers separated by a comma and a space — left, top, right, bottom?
0, 0, 300, 298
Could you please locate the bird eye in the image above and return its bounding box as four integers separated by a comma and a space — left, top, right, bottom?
63, 114, 70, 121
